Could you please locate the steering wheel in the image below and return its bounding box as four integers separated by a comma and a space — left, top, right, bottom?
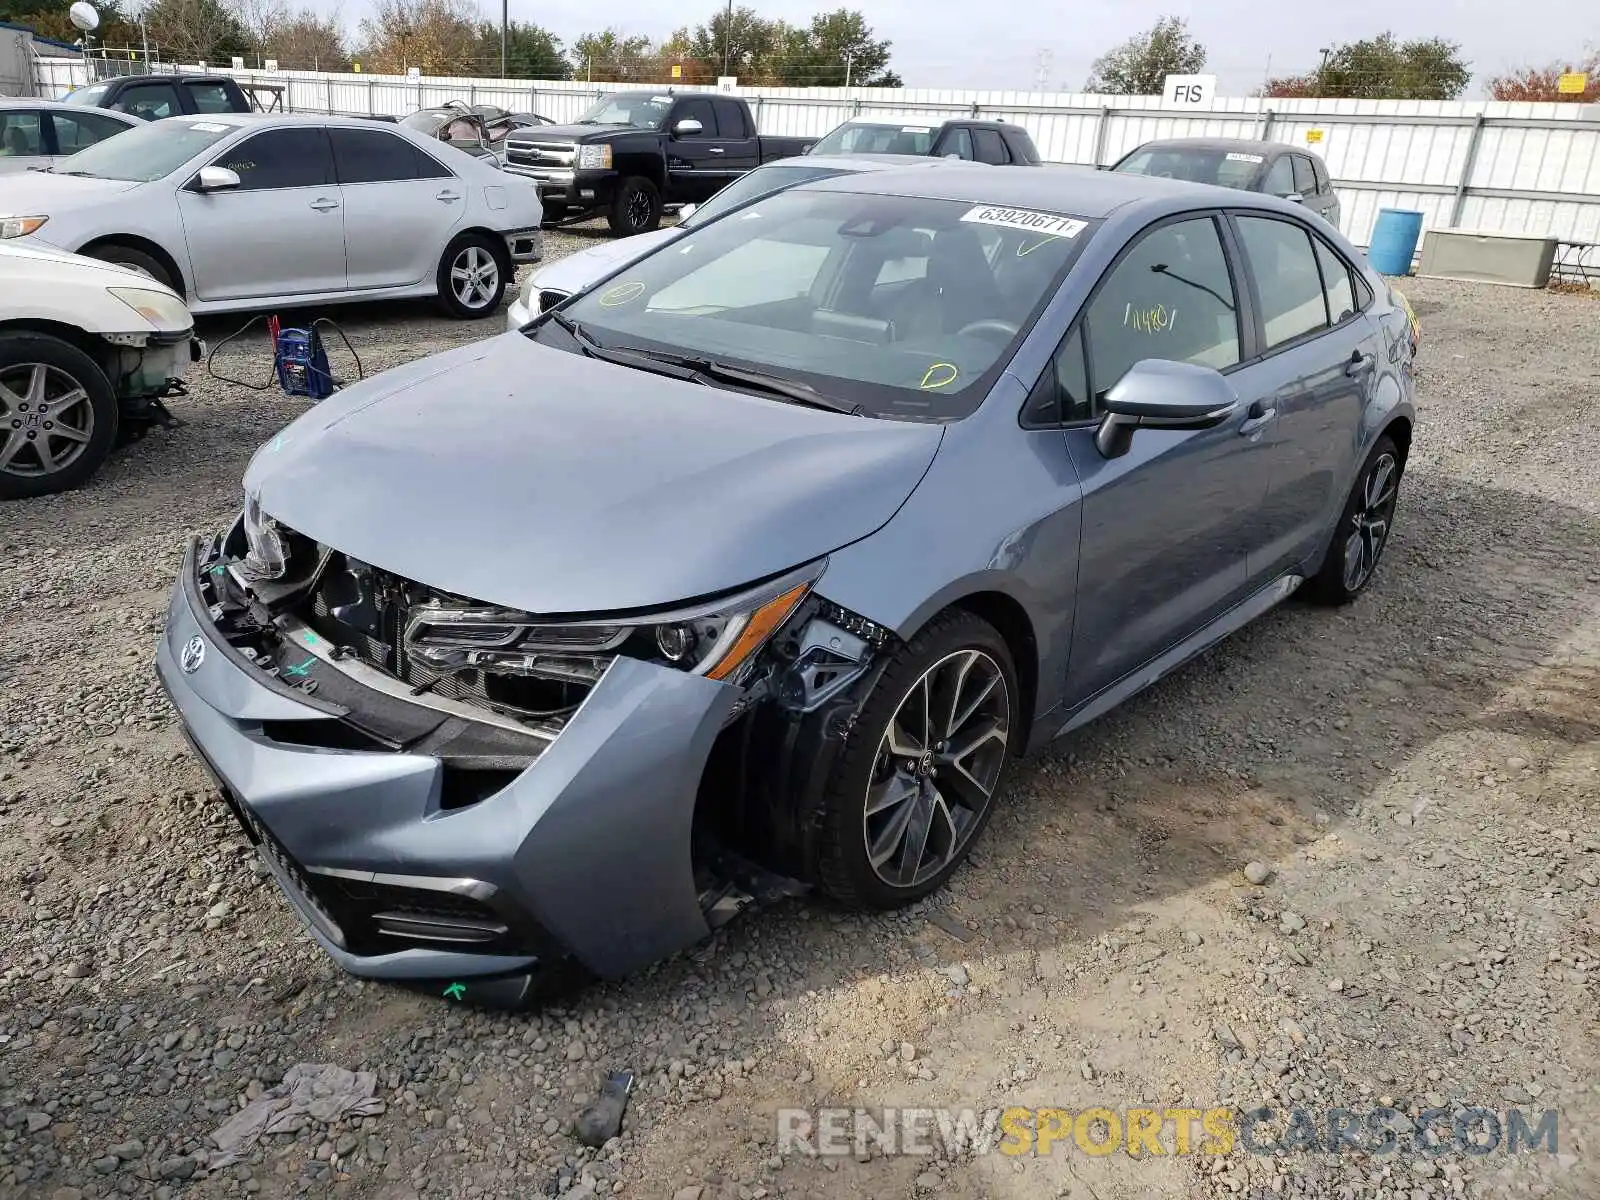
956, 319, 1020, 344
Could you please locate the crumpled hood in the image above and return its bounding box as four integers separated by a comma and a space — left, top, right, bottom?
245, 335, 944, 614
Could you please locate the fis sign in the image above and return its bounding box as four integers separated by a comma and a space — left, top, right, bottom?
1163, 73, 1217, 108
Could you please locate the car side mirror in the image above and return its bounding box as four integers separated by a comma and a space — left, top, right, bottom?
1095, 359, 1239, 459
194, 165, 241, 193
673, 118, 703, 137
678, 203, 697, 218
1278, 190, 1304, 203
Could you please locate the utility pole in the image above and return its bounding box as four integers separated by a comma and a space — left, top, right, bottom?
844, 50, 852, 89
722, 0, 733, 76
500, 0, 507, 77
1033, 48, 1052, 91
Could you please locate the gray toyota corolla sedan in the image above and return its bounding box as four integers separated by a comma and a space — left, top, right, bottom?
157, 166, 1416, 1006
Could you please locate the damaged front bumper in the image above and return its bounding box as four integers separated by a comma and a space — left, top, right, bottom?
156, 536, 747, 998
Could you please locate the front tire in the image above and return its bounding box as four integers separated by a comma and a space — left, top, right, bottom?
606, 177, 662, 237
1304, 434, 1402, 605
436, 233, 509, 319
813, 611, 1019, 909
85, 243, 177, 293
0, 333, 120, 500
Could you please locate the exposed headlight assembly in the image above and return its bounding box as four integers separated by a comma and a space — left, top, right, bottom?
575, 144, 612, 170
240, 493, 289, 581
405, 560, 825, 684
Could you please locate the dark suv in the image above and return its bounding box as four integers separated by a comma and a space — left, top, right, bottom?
808, 118, 1040, 165
1111, 138, 1341, 230
60, 74, 254, 122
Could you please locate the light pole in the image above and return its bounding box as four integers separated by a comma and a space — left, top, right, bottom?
722, 0, 732, 76
500, 0, 507, 77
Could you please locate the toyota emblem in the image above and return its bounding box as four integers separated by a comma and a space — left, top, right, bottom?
180, 635, 206, 674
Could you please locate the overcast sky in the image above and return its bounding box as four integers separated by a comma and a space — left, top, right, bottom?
331, 0, 1593, 93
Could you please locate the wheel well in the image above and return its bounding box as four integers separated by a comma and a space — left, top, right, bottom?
454, 227, 512, 267
78, 236, 186, 300
1384, 415, 1413, 470
0, 319, 104, 363
948, 591, 1039, 753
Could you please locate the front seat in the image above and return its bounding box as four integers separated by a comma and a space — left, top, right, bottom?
889, 225, 1005, 341
4, 125, 31, 157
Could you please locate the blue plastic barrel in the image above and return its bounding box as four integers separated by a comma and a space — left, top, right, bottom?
1368, 209, 1425, 276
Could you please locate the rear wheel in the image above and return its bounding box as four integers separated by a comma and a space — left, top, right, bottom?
606, 177, 662, 237
435, 233, 509, 319
813, 611, 1019, 908
1304, 435, 1402, 605
85, 242, 177, 293
0, 333, 119, 500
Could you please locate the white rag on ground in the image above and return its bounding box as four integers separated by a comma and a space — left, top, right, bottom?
211, 1063, 386, 1166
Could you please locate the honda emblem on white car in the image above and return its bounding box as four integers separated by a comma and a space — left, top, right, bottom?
180, 635, 206, 674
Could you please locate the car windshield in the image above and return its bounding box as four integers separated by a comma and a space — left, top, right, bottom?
1113, 146, 1264, 189
539, 189, 1094, 421
575, 93, 674, 129
680, 163, 856, 229
811, 122, 936, 157
60, 84, 110, 106
50, 118, 235, 181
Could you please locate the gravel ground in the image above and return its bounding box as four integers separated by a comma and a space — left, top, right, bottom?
1, 237, 1598, 1200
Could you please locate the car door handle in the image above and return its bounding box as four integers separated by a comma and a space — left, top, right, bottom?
1346, 350, 1376, 377
708, 147, 725, 154
435, 189, 463, 202
1239, 406, 1277, 438
309, 197, 339, 211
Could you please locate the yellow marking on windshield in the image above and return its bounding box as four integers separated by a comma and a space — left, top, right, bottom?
598, 281, 646, 307
1017, 235, 1062, 256
919, 362, 959, 389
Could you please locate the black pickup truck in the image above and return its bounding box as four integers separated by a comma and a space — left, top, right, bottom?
502, 90, 816, 236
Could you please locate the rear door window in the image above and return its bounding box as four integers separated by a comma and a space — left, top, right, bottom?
1311, 157, 1331, 195
1235, 215, 1330, 348
47, 109, 132, 153
184, 81, 237, 114
1312, 235, 1357, 323
113, 82, 183, 121
0, 110, 44, 158
331, 126, 436, 183
712, 98, 748, 138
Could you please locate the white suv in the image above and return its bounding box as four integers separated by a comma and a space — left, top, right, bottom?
1, 239, 200, 499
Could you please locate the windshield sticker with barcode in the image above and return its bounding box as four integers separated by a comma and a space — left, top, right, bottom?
960, 206, 1087, 238
190, 122, 230, 132
1225, 152, 1265, 163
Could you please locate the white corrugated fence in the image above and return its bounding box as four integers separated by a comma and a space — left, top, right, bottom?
32, 57, 1600, 254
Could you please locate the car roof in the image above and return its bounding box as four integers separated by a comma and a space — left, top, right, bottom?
800, 162, 1245, 220
0, 97, 138, 118
765, 153, 991, 173
1125, 137, 1310, 158
835, 117, 1023, 131
145, 111, 429, 133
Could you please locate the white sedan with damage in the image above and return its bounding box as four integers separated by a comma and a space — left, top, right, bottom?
0, 113, 543, 319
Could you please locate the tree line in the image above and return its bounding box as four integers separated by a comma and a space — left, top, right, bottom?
1090, 16, 1595, 103
2, 0, 898, 85
6, 0, 1592, 101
